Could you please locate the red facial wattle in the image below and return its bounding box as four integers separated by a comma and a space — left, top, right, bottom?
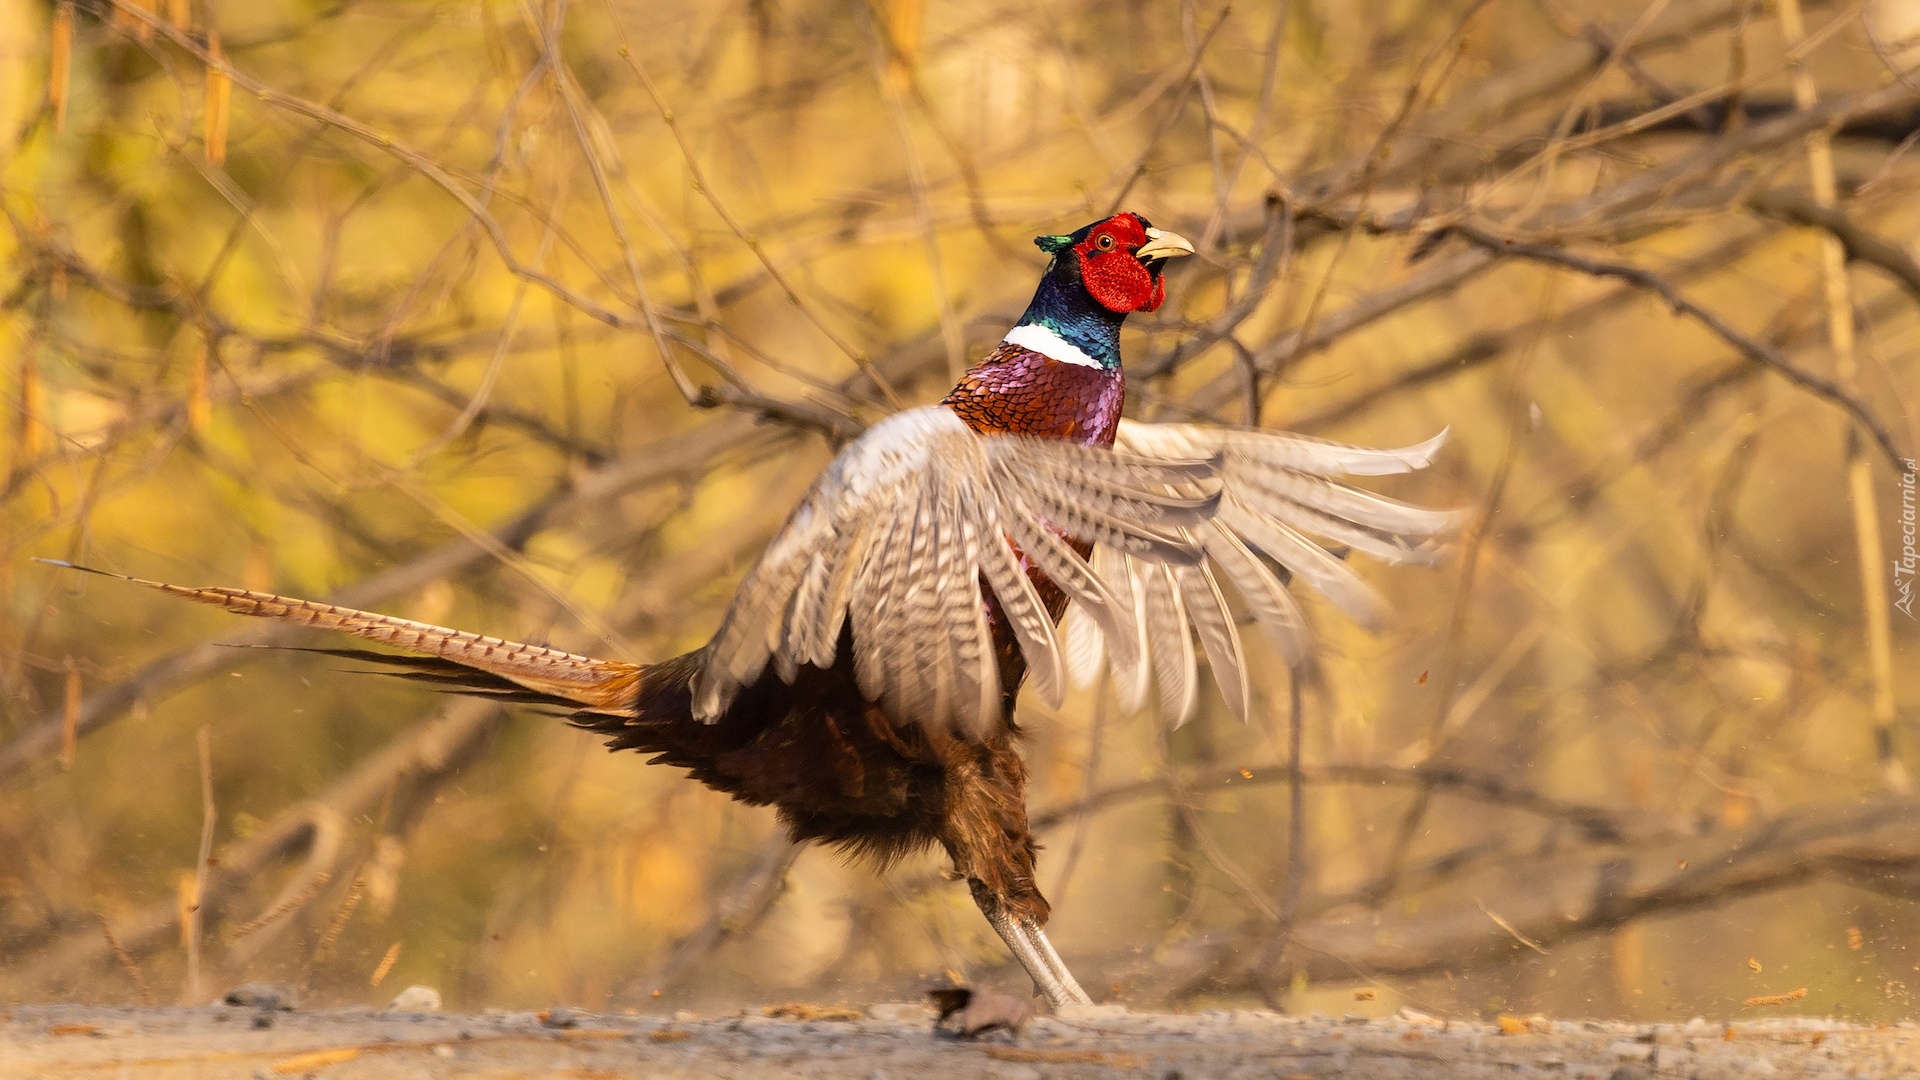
1074, 215, 1162, 314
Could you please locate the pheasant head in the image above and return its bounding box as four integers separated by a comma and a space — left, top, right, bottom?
1006, 213, 1194, 371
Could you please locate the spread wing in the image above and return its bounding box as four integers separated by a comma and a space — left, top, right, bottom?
694, 407, 1456, 737
691, 407, 1220, 738
1061, 420, 1456, 725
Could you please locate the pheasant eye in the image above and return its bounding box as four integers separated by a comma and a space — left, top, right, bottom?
1095, 234, 1115, 251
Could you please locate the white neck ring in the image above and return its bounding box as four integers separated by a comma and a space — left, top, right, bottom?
1003, 323, 1102, 369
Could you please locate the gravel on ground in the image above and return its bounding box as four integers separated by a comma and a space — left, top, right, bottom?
4, 1001, 1918, 1078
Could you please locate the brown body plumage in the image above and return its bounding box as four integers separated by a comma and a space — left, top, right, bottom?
600, 644, 1051, 924
64, 567, 1062, 936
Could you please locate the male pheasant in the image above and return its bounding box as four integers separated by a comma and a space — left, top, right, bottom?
59, 213, 1454, 1006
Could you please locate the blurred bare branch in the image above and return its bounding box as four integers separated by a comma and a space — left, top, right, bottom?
1160, 795, 1920, 993
6, 0, 1919, 1018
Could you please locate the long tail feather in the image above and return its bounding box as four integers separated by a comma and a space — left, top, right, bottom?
40, 560, 642, 716
256, 646, 591, 711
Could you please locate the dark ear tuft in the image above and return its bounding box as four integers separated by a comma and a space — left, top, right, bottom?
1034, 234, 1074, 255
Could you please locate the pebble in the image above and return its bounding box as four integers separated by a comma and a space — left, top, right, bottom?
222, 984, 296, 1011
1609, 1041, 1655, 1062
11, 1002, 1916, 1079
387, 985, 442, 1012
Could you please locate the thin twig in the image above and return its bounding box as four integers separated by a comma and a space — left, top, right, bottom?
1775, 0, 1907, 793
226, 871, 332, 943
186, 725, 215, 1004
98, 915, 152, 1006
537, 2, 703, 405
1748, 189, 1920, 307
1104, 1, 1234, 215
597, 1, 906, 409
1478, 898, 1550, 954
1332, 215, 1914, 469
310, 876, 367, 967
1249, 676, 1309, 1005
100, 0, 691, 335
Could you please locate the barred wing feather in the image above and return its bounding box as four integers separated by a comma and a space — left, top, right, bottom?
694, 407, 1454, 737
692, 408, 1218, 735
1062, 421, 1456, 726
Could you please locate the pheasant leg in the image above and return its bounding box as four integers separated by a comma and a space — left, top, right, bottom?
1027, 922, 1091, 1004
983, 905, 1093, 1008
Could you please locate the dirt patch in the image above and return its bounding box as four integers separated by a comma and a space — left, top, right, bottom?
4, 1003, 1918, 1078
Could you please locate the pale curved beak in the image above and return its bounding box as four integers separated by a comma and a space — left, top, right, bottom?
1135, 227, 1195, 261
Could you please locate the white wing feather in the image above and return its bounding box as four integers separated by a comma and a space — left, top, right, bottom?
694, 407, 1454, 736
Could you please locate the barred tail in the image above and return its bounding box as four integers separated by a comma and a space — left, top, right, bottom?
42, 560, 643, 716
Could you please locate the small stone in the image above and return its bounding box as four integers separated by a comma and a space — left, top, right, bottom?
1608, 1041, 1655, 1062
222, 983, 296, 1011
539, 1007, 578, 1029
673, 1010, 697, 1022
387, 985, 442, 1012
432, 1045, 455, 1058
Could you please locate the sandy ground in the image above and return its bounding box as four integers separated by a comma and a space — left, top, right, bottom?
4, 1001, 1918, 1079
